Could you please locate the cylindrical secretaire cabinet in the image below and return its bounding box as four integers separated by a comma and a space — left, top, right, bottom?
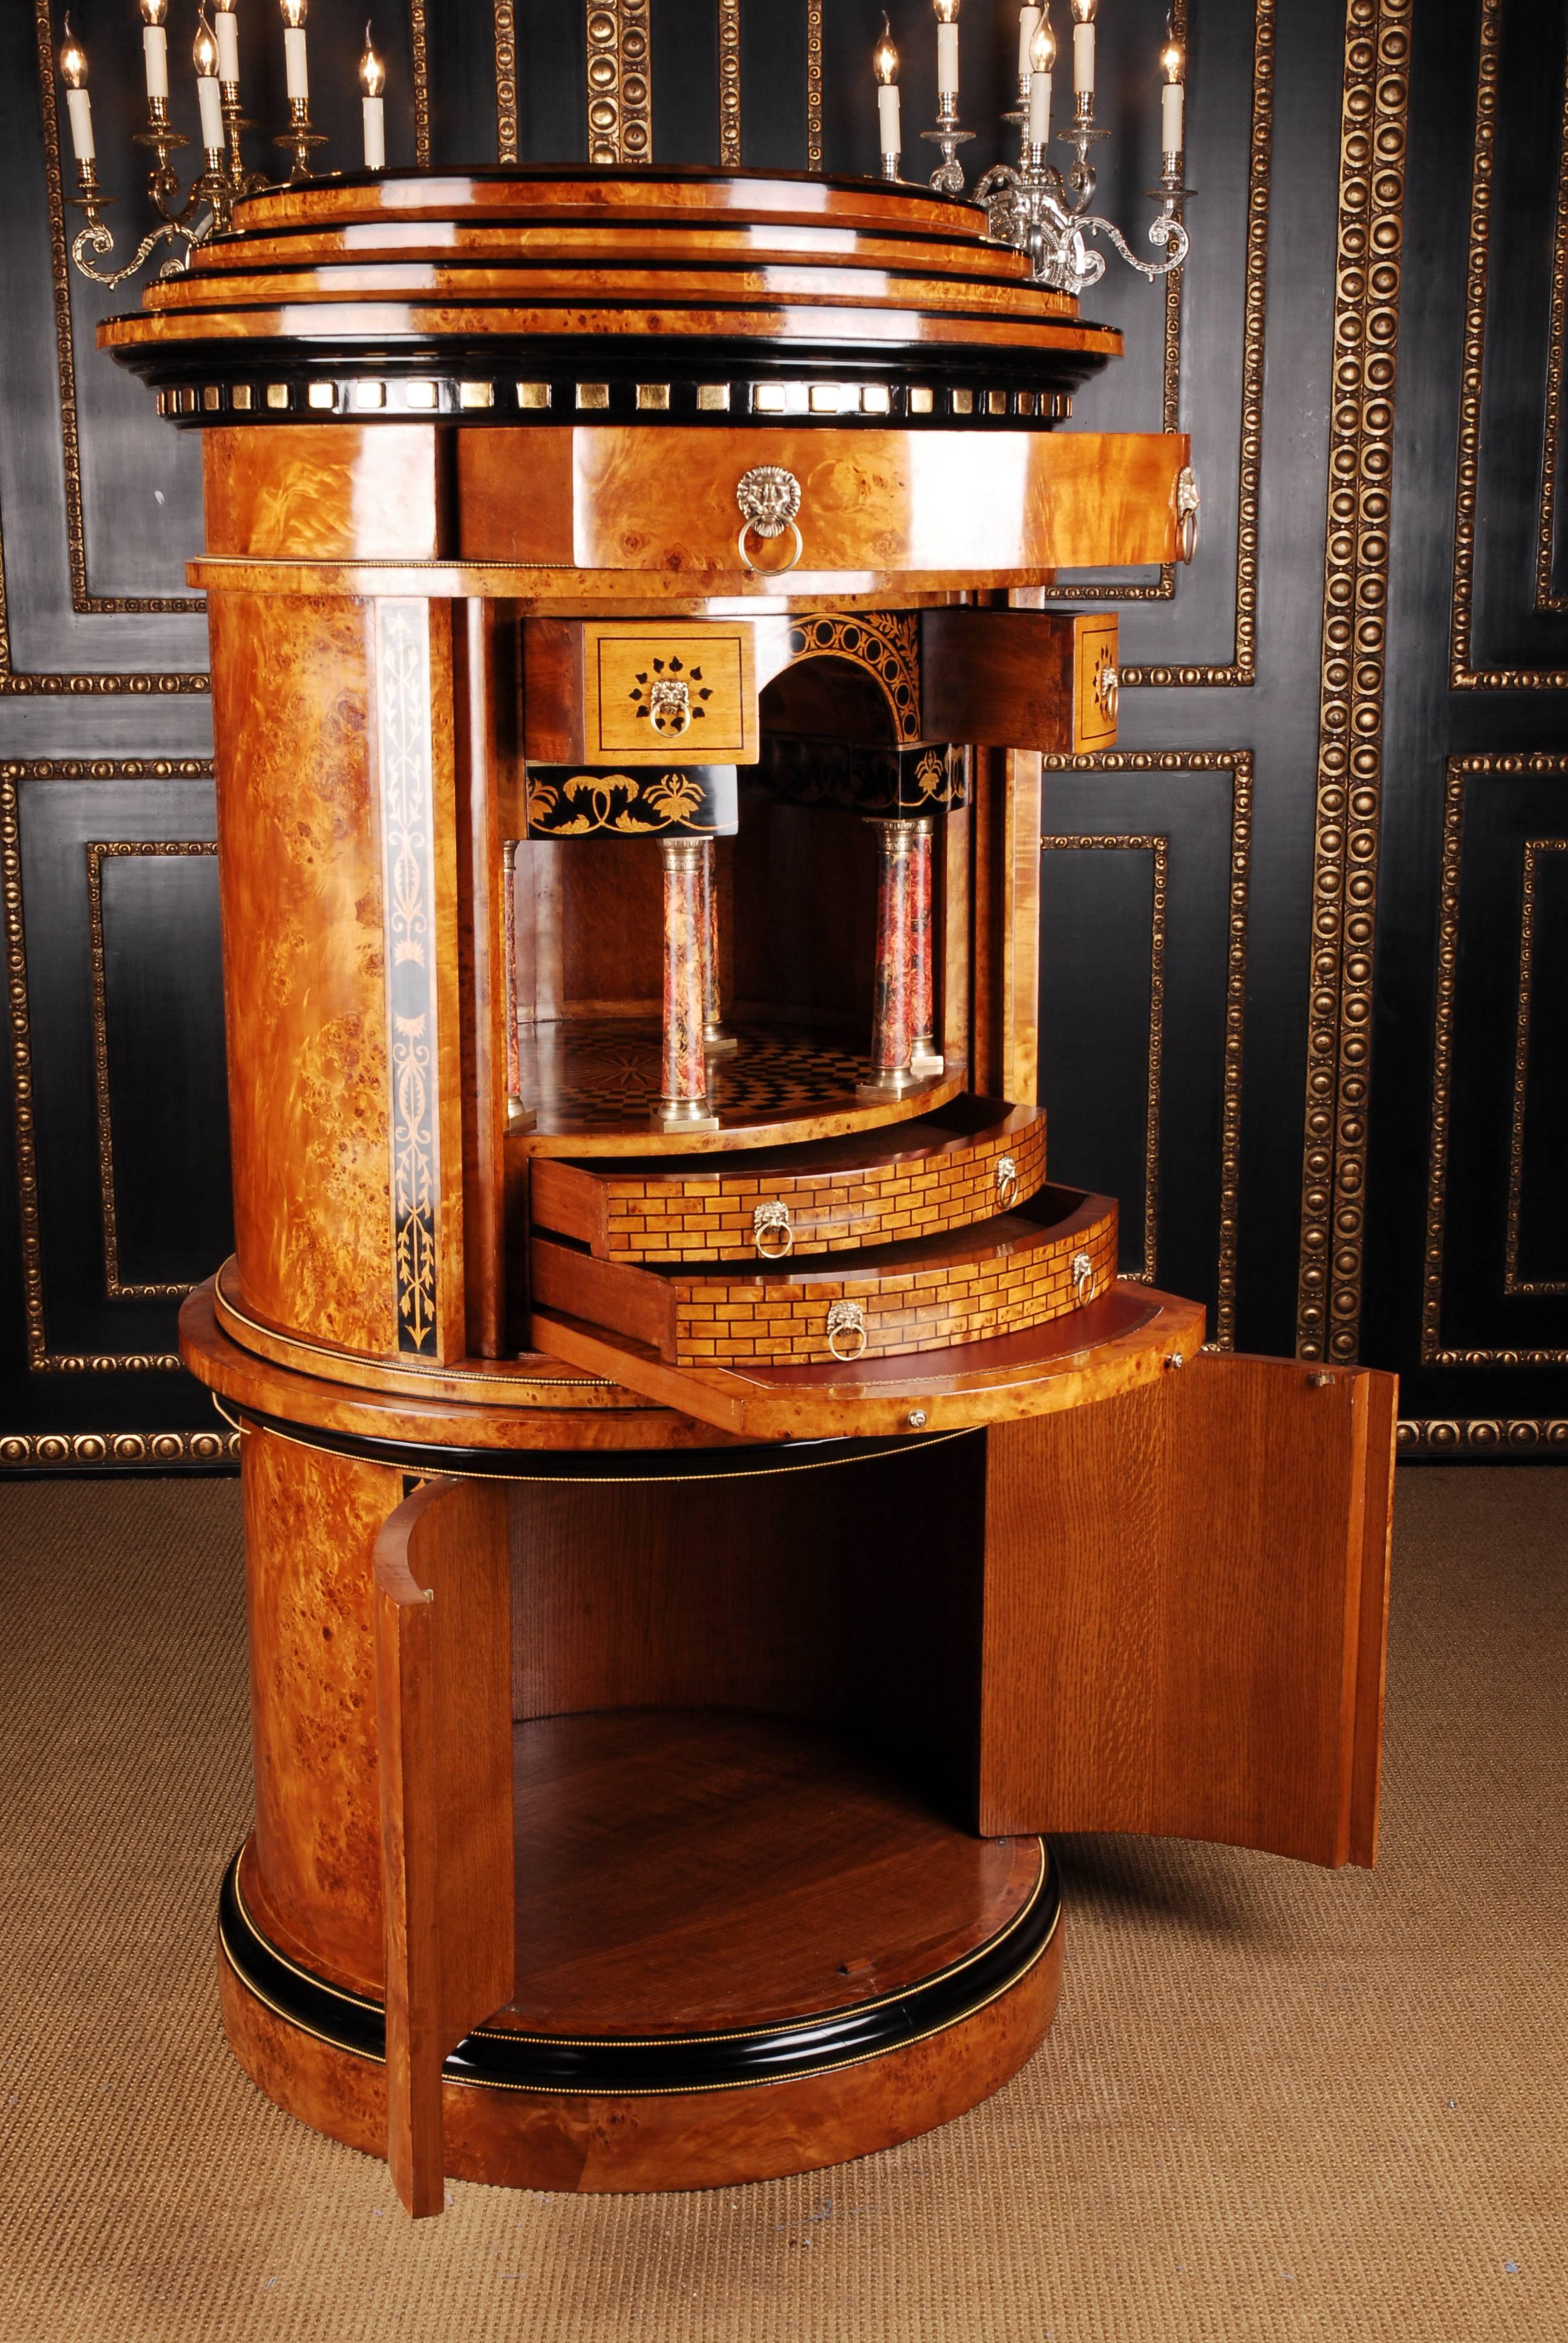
102, 169, 1396, 2217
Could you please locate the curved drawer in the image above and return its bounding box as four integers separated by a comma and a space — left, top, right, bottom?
532, 1183, 1117, 1368
530, 1099, 1048, 1264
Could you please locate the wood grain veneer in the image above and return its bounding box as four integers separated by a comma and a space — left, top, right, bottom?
976, 1355, 1400, 1866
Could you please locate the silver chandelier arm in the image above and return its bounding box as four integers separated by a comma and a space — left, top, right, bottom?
1073, 211, 1190, 281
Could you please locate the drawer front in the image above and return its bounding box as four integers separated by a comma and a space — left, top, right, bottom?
1073, 617, 1119, 750
523, 618, 759, 765
532, 1184, 1119, 1367
531, 1101, 1049, 1263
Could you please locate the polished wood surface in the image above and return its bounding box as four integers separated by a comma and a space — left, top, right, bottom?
921, 609, 1120, 753
219, 1896, 1062, 2194
975, 1355, 1400, 1866
209, 591, 397, 1359
203, 425, 447, 562
510, 1017, 967, 1155
374, 1480, 514, 2217
531, 1184, 1119, 1367
529, 1099, 1048, 1262
521, 618, 759, 765
532, 1282, 1206, 1441
495, 1710, 1034, 2034
241, 1423, 399, 1995
460, 429, 1184, 578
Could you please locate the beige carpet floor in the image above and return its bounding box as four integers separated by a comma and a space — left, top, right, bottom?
0, 1467, 1563, 2343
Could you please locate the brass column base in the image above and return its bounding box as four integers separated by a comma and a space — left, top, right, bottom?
654, 1098, 720, 1133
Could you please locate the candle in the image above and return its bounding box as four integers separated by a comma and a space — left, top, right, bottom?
59, 19, 94, 162
933, 0, 959, 100
140, 0, 169, 105
1071, 0, 1095, 102
1028, 16, 1055, 146
214, 0, 241, 88
360, 24, 387, 170
279, 0, 309, 104
874, 17, 901, 166
1017, 5, 1041, 84
1161, 33, 1185, 157
194, 12, 224, 151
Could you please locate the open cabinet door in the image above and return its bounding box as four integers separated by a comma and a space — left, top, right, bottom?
374, 1479, 515, 2216
978, 1355, 1396, 1867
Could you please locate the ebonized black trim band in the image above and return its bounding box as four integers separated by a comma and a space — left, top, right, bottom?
222, 1398, 966, 1483
218, 1846, 1057, 2096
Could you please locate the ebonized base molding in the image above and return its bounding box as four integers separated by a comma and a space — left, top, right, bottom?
217, 1717, 1063, 2193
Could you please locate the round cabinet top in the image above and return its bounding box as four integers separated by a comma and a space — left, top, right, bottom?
99, 165, 1121, 431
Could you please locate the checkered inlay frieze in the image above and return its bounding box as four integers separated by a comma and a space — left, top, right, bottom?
578, 1108, 1048, 1263
662, 1193, 1118, 1367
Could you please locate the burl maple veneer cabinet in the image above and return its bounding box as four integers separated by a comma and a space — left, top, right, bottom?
103, 169, 1394, 2218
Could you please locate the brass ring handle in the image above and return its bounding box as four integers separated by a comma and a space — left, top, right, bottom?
1095, 663, 1120, 723
995, 1155, 1020, 1210
753, 1201, 795, 1260
826, 1300, 867, 1362
1071, 1249, 1094, 1303
737, 515, 803, 575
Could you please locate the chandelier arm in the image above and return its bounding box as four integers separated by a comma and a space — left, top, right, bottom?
70, 218, 200, 291
1074, 212, 1189, 281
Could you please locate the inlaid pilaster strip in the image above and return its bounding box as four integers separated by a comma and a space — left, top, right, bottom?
374, 603, 442, 1358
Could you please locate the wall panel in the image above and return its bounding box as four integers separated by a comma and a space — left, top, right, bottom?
1, 0, 1563, 1461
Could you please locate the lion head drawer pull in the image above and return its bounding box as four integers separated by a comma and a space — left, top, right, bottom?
736, 465, 803, 574
995, 1155, 1020, 1209
1093, 661, 1120, 723
753, 1199, 794, 1260
1071, 1250, 1094, 1303
826, 1299, 867, 1361
1175, 465, 1200, 565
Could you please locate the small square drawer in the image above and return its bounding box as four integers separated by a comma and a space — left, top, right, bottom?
523, 619, 759, 765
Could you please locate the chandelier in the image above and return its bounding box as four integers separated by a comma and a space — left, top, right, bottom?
874, 2, 1192, 298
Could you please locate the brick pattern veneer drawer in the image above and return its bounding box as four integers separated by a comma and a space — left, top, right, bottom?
530, 1099, 1048, 1263
531, 1184, 1118, 1368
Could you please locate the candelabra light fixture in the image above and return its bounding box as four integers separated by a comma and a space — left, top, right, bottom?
57, 2, 388, 290
874, 2, 1192, 298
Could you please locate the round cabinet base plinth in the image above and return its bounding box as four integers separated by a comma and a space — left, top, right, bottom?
218, 1710, 1063, 2194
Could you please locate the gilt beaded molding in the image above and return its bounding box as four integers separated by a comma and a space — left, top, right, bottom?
2, 761, 216, 1372
494, 2, 519, 163
806, 2, 823, 172
1397, 1418, 1568, 1455
1451, 0, 1568, 686
585, 1, 653, 169
718, 0, 742, 169
1503, 838, 1568, 1294
1535, 57, 1568, 612
1293, 0, 1410, 1367
1421, 756, 1568, 1367
0, 1427, 238, 1470
1039, 750, 1252, 1352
